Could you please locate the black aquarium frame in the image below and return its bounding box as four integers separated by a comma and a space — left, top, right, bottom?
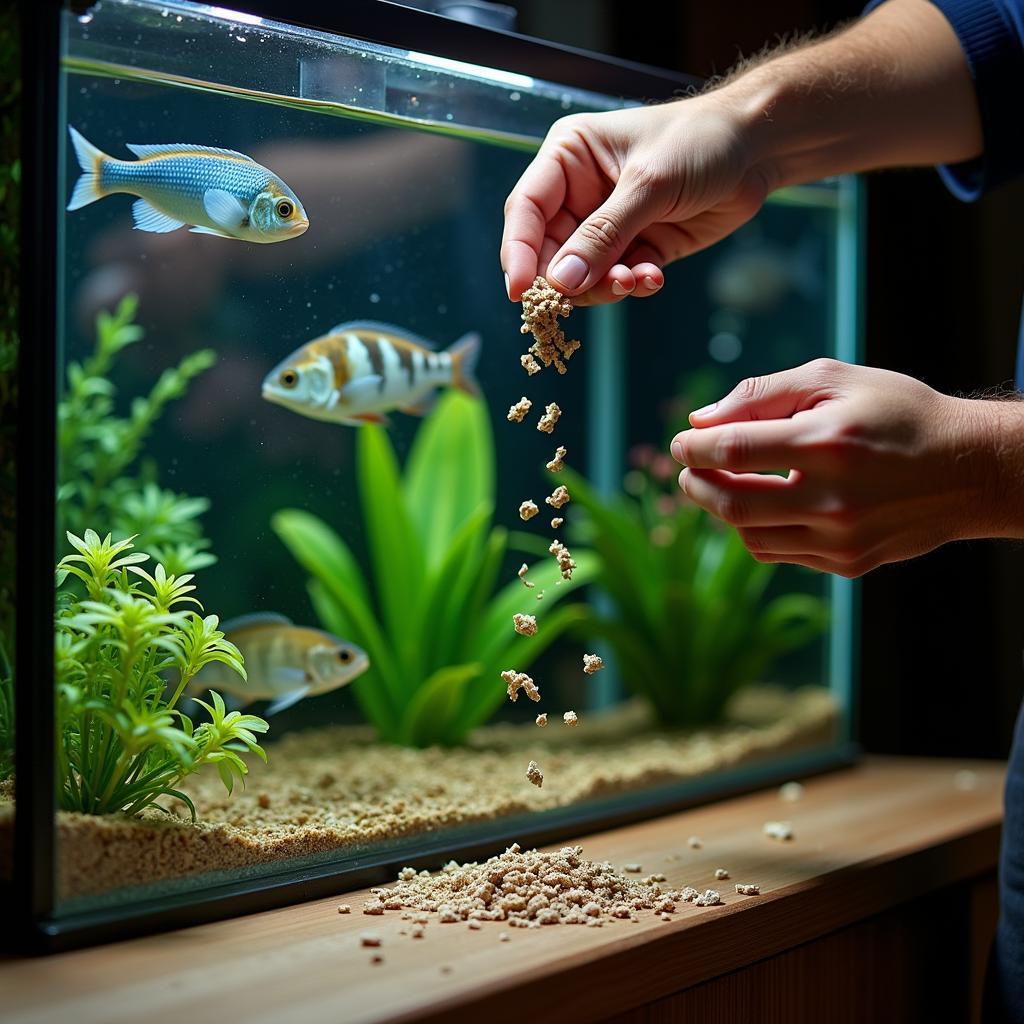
6, 0, 859, 953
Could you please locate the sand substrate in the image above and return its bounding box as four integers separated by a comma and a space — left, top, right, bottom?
0, 686, 836, 903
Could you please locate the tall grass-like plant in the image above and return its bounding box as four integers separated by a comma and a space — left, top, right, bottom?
58, 294, 216, 576
565, 468, 828, 727
56, 530, 268, 817
273, 392, 595, 748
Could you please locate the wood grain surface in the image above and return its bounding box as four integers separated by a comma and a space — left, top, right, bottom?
0, 757, 1005, 1024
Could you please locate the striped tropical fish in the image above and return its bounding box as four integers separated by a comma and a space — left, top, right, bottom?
261, 320, 482, 426
66, 125, 308, 243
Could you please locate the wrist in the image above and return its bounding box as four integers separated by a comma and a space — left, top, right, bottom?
946, 396, 1024, 539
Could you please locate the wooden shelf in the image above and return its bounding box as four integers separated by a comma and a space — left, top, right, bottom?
0, 757, 1005, 1024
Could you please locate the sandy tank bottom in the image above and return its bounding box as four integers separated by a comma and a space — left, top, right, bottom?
0, 686, 837, 903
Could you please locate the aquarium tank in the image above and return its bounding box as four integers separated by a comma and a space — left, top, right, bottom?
4, 0, 861, 949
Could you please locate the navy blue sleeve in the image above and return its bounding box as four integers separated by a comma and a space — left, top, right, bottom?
864, 0, 1024, 200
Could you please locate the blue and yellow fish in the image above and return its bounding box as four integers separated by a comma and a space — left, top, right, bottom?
66, 125, 308, 243
262, 320, 481, 426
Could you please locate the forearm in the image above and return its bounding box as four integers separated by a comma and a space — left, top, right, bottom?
716, 0, 983, 188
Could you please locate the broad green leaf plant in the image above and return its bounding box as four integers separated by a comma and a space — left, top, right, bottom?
56, 530, 268, 818
565, 467, 828, 728
58, 294, 216, 577
273, 392, 595, 748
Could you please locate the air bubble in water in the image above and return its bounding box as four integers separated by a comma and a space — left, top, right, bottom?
708, 332, 742, 363
369, 293, 380, 304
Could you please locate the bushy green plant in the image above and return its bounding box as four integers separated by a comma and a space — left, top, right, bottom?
273, 392, 595, 748
55, 529, 268, 817
566, 467, 828, 727
58, 294, 216, 576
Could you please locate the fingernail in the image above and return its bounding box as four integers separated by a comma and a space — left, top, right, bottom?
549, 254, 588, 290
611, 280, 631, 296
690, 402, 717, 419
671, 440, 684, 463
504, 272, 511, 300
642, 276, 662, 291
678, 468, 688, 494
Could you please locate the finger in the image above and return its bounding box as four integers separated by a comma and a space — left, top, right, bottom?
571, 265, 638, 306
630, 262, 664, 296
672, 419, 811, 472
749, 550, 875, 579
546, 174, 661, 295
738, 525, 856, 558
678, 468, 811, 528
502, 153, 567, 300
688, 358, 846, 427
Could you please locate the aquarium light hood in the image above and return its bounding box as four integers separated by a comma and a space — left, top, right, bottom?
405, 51, 534, 90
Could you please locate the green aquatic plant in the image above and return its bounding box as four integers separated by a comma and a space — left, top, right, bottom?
55, 529, 268, 817
273, 391, 595, 748
565, 467, 828, 728
58, 294, 216, 576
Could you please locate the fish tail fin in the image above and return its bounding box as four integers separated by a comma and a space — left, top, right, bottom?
67, 125, 109, 210
448, 331, 482, 398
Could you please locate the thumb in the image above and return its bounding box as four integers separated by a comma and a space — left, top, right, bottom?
546, 178, 656, 294
688, 360, 842, 426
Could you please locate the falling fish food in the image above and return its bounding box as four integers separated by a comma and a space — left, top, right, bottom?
262, 320, 480, 426
67, 126, 308, 242
520, 277, 581, 374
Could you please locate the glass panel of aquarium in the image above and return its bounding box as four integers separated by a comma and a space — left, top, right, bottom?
30, 0, 860, 928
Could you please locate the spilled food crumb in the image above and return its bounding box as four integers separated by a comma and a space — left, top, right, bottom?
735, 883, 760, 895
546, 446, 567, 472
687, 836, 702, 849
779, 781, 804, 802
763, 821, 794, 841
583, 654, 604, 675
563, 711, 579, 727
338, 904, 351, 914
693, 889, 722, 907
537, 402, 561, 434
517, 563, 535, 589
360, 933, 382, 947
507, 396, 532, 423
513, 613, 538, 637
535, 714, 548, 728
545, 485, 571, 509
363, 899, 385, 915
714, 868, 729, 880
502, 670, 540, 703
622, 863, 642, 873
374, 844, 683, 926
520, 277, 580, 375
526, 762, 544, 788
519, 500, 539, 521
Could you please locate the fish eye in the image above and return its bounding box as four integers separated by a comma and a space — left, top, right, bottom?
276, 199, 294, 219
280, 368, 299, 389
337, 648, 352, 663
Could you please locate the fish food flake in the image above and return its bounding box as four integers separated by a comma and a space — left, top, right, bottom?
520, 277, 581, 375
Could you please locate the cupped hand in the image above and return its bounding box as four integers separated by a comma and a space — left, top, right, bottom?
670, 359, 1005, 578
501, 95, 773, 306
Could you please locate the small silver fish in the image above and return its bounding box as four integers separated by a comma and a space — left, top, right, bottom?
262, 320, 481, 426
66, 125, 309, 243
191, 613, 368, 715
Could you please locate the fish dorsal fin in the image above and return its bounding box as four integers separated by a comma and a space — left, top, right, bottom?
203, 188, 249, 230
126, 142, 255, 161
220, 611, 293, 635
329, 320, 439, 351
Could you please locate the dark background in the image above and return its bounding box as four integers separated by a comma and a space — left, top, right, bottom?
506, 0, 1024, 761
